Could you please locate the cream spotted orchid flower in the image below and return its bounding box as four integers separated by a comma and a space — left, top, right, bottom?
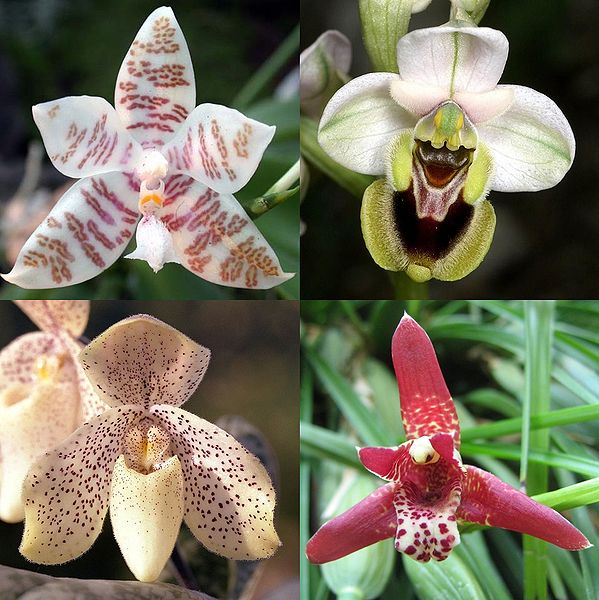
0, 301, 104, 523
20, 315, 280, 582
319, 22, 575, 282
3, 6, 293, 290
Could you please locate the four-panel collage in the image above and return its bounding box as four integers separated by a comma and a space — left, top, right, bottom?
0, 0, 597, 599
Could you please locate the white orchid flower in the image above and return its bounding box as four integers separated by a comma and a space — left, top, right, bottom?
319, 22, 575, 282
20, 315, 280, 582
3, 7, 293, 290
0, 301, 104, 523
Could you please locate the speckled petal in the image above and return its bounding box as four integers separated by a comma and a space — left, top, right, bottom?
160, 180, 294, 289
393, 479, 461, 562
162, 104, 276, 194
358, 443, 410, 481
114, 7, 196, 148
306, 482, 397, 564
20, 405, 144, 564
32, 97, 143, 178
151, 405, 280, 560
0, 379, 79, 522
110, 455, 184, 582
14, 301, 90, 338
79, 315, 211, 409
0, 333, 61, 392
458, 465, 590, 550
392, 314, 460, 445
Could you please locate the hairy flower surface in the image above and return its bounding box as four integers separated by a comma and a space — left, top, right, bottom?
318, 22, 574, 282
3, 7, 292, 290
307, 314, 590, 564
0, 301, 103, 523
20, 315, 280, 582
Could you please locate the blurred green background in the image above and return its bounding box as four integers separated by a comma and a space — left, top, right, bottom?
301, 300, 599, 600
0, 0, 299, 299
301, 0, 598, 299
0, 300, 299, 598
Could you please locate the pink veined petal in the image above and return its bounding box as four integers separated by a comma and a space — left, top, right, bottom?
59, 334, 109, 422
306, 481, 397, 564
79, 315, 210, 410
32, 97, 143, 178
14, 300, 90, 338
0, 377, 79, 522
2, 173, 139, 289
114, 7, 196, 149
160, 179, 294, 289
458, 465, 591, 550
453, 87, 514, 124
19, 405, 145, 564
358, 444, 410, 481
396, 24, 509, 95
151, 405, 280, 560
0, 332, 61, 392
162, 104, 276, 194
392, 314, 460, 446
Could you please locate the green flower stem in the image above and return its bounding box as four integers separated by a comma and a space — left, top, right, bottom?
266, 159, 300, 195
233, 24, 300, 109
521, 301, 554, 600
389, 271, 429, 300
300, 117, 374, 198
240, 161, 300, 218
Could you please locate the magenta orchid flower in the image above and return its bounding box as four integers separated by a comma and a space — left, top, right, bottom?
0, 301, 104, 523
307, 314, 590, 564
3, 7, 293, 290
20, 315, 279, 582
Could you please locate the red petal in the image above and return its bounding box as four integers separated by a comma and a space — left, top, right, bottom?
306, 482, 397, 564
392, 314, 460, 446
358, 444, 409, 481
458, 466, 591, 550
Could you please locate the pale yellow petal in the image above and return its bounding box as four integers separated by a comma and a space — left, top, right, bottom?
0, 380, 79, 522
14, 300, 89, 338
20, 405, 144, 564
110, 455, 184, 582
79, 315, 210, 409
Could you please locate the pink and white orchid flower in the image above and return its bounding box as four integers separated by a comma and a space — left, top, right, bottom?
3, 7, 293, 290
20, 315, 280, 582
318, 22, 575, 282
0, 301, 104, 523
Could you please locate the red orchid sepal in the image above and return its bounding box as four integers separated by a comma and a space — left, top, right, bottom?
307, 314, 591, 565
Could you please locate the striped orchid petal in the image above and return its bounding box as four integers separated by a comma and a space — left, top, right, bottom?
3, 173, 139, 289
162, 104, 276, 194
32, 97, 143, 178
14, 300, 89, 338
160, 179, 293, 289
114, 6, 196, 148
